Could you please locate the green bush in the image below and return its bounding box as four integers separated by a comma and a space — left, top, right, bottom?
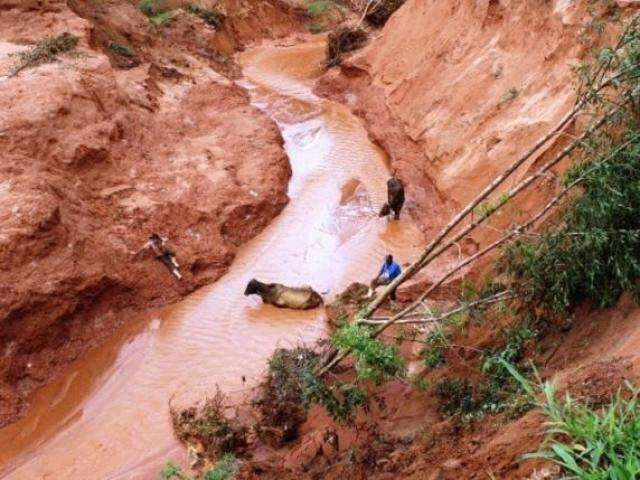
259, 347, 319, 440
505, 130, 640, 314
138, 0, 157, 16
481, 323, 537, 382
503, 361, 640, 479
161, 462, 185, 480
332, 324, 405, 383
307, 0, 336, 17
302, 373, 366, 424
204, 454, 238, 480
161, 454, 238, 480
151, 11, 176, 26
436, 378, 477, 416
138, 0, 175, 26
433, 322, 536, 419
421, 328, 447, 369
258, 346, 366, 432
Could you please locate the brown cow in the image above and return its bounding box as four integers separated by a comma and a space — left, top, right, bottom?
244, 279, 323, 310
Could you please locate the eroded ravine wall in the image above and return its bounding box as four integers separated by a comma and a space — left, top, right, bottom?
0, 0, 303, 425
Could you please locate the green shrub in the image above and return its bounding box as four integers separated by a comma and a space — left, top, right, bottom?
259, 347, 319, 441
138, 0, 157, 16
258, 346, 367, 431
161, 455, 238, 480
433, 322, 536, 419
138, 0, 175, 25
307, 0, 336, 17
505, 130, 640, 314
161, 462, 186, 479
204, 454, 238, 480
188, 5, 225, 28
151, 11, 176, 26
503, 361, 640, 479
481, 323, 537, 383
332, 324, 405, 383
436, 378, 478, 416
302, 374, 366, 424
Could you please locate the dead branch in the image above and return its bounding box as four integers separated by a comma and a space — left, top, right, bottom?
359, 290, 515, 325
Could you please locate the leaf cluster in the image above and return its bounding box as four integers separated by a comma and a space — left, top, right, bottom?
332, 324, 405, 384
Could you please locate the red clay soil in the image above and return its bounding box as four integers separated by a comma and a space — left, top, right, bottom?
219, 2, 640, 479
221, 293, 640, 480
0, 0, 305, 425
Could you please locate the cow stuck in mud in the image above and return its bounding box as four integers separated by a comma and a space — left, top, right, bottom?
244, 279, 323, 310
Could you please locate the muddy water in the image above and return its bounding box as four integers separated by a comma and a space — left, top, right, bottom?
0, 38, 425, 479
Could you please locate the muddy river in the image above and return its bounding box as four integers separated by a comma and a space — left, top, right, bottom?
0, 38, 424, 479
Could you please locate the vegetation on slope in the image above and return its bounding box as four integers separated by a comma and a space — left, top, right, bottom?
10, 33, 79, 78
506, 362, 640, 479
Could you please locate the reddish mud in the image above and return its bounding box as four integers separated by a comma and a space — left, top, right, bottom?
0, 0, 303, 426
0, 37, 439, 479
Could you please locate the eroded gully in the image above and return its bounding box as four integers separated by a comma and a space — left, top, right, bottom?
0, 37, 425, 479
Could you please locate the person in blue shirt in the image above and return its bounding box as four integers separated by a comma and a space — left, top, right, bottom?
369, 254, 402, 300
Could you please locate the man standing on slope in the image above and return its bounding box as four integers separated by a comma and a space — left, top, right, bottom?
369, 254, 402, 300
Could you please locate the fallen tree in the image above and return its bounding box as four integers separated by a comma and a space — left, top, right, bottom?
315, 15, 640, 377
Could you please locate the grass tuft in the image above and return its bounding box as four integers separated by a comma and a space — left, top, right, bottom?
504, 361, 640, 478
11, 33, 79, 77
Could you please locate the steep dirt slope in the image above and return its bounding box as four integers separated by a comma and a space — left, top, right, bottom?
316, 0, 618, 236
0, 0, 302, 425
221, 1, 640, 479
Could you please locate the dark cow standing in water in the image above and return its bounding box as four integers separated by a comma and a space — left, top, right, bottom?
379, 175, 405, 220
244, 279, 323, 310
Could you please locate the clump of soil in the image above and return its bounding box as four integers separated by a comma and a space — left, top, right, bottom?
325, 282, 370, 325
365, 0, 406, 27
171, 387, 248, 462
326, 26, 368, 67
254, 347, 321, 444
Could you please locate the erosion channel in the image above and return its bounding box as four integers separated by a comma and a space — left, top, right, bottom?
0, 37, 425, 479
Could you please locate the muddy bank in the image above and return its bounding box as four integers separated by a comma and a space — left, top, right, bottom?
0, 0, 302, 425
